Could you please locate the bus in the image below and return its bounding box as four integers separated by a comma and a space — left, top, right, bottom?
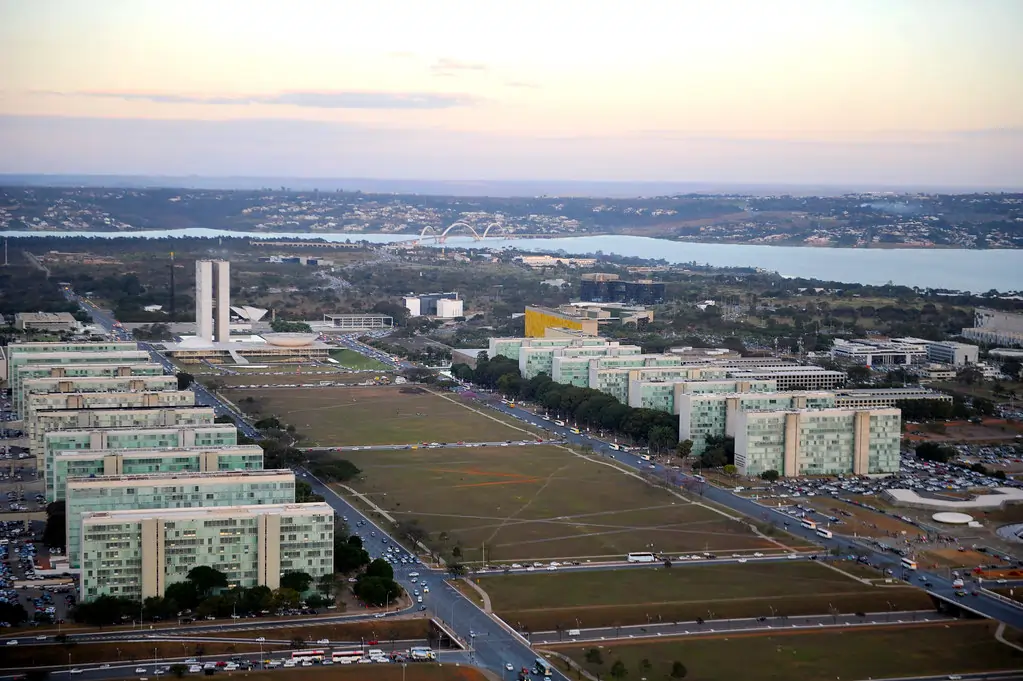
570, 428, 581, 434
627, 552, 656, 563
534, 657, 553, 676
800, 519, 817, 530
901, 558, 918, 571
816, 528, 833, 539
291, 650, 326, 663
609, 443, 622, 451
331, 650, 364, 665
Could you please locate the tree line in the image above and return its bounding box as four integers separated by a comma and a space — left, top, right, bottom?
452, 355, 678, 448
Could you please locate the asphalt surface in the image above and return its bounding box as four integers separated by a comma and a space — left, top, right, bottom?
305, 440, 564, 453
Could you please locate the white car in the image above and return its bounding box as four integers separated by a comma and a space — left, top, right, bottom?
136, 668, 148, 674
317, 638, 330, 645
188, 666, 202, 674
787, 554, 798, 560
753, 552, 764, 557
547, 565, 558, 571
70, 670, 83, 676
737, 558, 748, 564
5, 640, 17, 646
256, 636, 266, 642
505, 664, 515, 672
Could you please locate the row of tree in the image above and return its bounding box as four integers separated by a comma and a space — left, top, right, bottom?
452, 356, 678, 447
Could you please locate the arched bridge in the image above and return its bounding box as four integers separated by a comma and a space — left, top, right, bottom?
417, 222, 507, 244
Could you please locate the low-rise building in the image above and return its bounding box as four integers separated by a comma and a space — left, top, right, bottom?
11, 362, 166, 413
79, 502, 334, 601
14, 312, 78, 333
66, 469, 295, 568
962, 308, 1023, 348
553, 354, 683, 388
830, 338, 929, 366
520, 340, 643, 380
725, 366, 847, 390
733, 407, 901, 477
833, 388, 952, 409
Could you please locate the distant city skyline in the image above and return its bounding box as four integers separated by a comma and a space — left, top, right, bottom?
1, 0, 1022, 187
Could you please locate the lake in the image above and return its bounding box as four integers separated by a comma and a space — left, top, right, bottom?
2, 228, 1021, 293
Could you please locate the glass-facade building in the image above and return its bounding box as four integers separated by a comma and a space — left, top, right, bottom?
678, 391, 837, 455
733, 407, 901, 477
44, 425, 239, 500
80, 502, 335, 600
12, 362, 165, 413
552, 354, 683, 388
10, 349, 151, 413
66, 469, 294, 567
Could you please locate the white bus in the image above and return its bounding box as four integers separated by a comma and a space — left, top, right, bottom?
291, 650, 326, 663
409, 647, 437, 661
800, 519, 817, 530
627, 552, 656, 563
331, 650, 364, 665
901, 558, 918, 571
816, 528, 833, 539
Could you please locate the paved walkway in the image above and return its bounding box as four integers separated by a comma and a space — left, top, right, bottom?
461, 577, 493, 613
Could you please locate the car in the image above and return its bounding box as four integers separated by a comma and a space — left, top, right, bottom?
5, 640, 17, 645
419, 605, 427, 611
753, 552, 764, 557
317, 638, 330, 645
188, 666, 202, 674
70, 670, 83, 675
505, 664, 515, 672
787, 554, 798, 560
737, 558, 747, 564
101, 664, 111, 669
256, 636, 266, 642
136, 668, 148, 674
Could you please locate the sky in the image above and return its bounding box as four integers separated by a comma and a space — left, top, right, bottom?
1, 0, 1022, 188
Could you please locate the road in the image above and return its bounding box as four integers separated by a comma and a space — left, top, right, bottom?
305, 440, 564, 453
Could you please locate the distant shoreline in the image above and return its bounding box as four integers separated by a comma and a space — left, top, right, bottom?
0, 227, 1007, 250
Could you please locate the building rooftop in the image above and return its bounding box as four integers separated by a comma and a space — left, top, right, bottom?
51, 444, 262, 460
14, 312, 77, 324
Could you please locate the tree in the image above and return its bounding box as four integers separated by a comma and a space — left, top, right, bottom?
677, 439, 693, 460
279, 571, 314, 593
722, 464, 738, 478
42, 501, 67, 550
334, 542, 370, 574
353, 576, 400, 607
175, 372, 194, 390
365, 558, 394, 581
670, 661, 688, 679
164, 581, 200, 611
639, 659, 652, 672
447, 563, 467, 577
610, 660, 628, 680
648, 425, 677, 454
347, 534, 363, 549
271, 588, 302, 610
846, 365, 872, 385
187, 566, 228, 597
915, 442, 955, 464
760, 469, 780, 482
585, 649, 604, 665
956, 366, 983, 386
397, 519, 428, 547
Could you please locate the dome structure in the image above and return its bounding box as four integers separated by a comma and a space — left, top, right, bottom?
261, 332, 318, 347
932, 512, 974, 525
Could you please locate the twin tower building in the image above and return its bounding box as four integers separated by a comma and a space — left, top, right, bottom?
195, 259, 231, 343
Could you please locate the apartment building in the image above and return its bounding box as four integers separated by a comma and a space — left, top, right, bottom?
733, 407, 901, 477
628, 379, 779, 414
51, 444, 264, 503
44, 425, 239, 500
79, 502, 334, 600
678, 391, 837, 455
10, 350, 151, 413
66, 469, 295, 568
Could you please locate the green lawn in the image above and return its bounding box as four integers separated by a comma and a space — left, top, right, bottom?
550, 622, 1023, 681
478, 562, 932, 630
227, 385, 535, 446
336, 445, 782, 563
329, 348, 391, 371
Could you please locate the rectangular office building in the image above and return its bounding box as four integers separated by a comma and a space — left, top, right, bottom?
80, 502, 334, 601
31, 406, 215, 461
595, 366, 728, 404
679, 391, 837, 455
13, 362, 165, 409
66, 469, 295, 568
51, 444, 264, 503
45, 425, 238, 500
22, 374, 178, 404
629, 378, 779, 415
10, 350, 151, 413
733, 407, 901, 477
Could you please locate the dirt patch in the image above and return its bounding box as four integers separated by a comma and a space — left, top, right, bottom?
804, 498, 919, 538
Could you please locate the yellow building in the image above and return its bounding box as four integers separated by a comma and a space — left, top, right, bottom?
524, 306, 599, 338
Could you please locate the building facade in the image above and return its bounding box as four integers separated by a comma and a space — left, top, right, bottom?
9, 348, 149, 411
962, 308, 1023, 348
66, 469, 295, 568
14, 312, 78, 333
51, 444, 264, 503
580, 274, 666, 305
725, 367, 847, 390
733, 407, 901, 477
830, 338, 929, 366
11, 362, 165, 412
79, 502, 334, 600
596, 366, 728, 404
678, 391, 837, 455
524, 306, 600, 338
45, 425, 239, 500
833, 388, 953, 409
627, 378, 779, 414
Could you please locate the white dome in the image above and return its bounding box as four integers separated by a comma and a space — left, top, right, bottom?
261, 333, 318, 347
932, 512, 974, 525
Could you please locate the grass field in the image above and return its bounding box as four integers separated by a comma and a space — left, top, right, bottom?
337, 445, 795, 563
474, 562, 933, 630
226, 386, 533, 445
549, 621, 1023, 681
220, 373, 385, 387
330, 349, 391, 371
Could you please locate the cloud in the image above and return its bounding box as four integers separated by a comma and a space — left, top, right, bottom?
44, 89, 479, 110
504, 80, 541, 89
431, 58, 489, 75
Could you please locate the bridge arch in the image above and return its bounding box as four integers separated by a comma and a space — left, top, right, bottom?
481, 222, 506, 239
439, 221, 482, 241
418, 225, 438, 241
